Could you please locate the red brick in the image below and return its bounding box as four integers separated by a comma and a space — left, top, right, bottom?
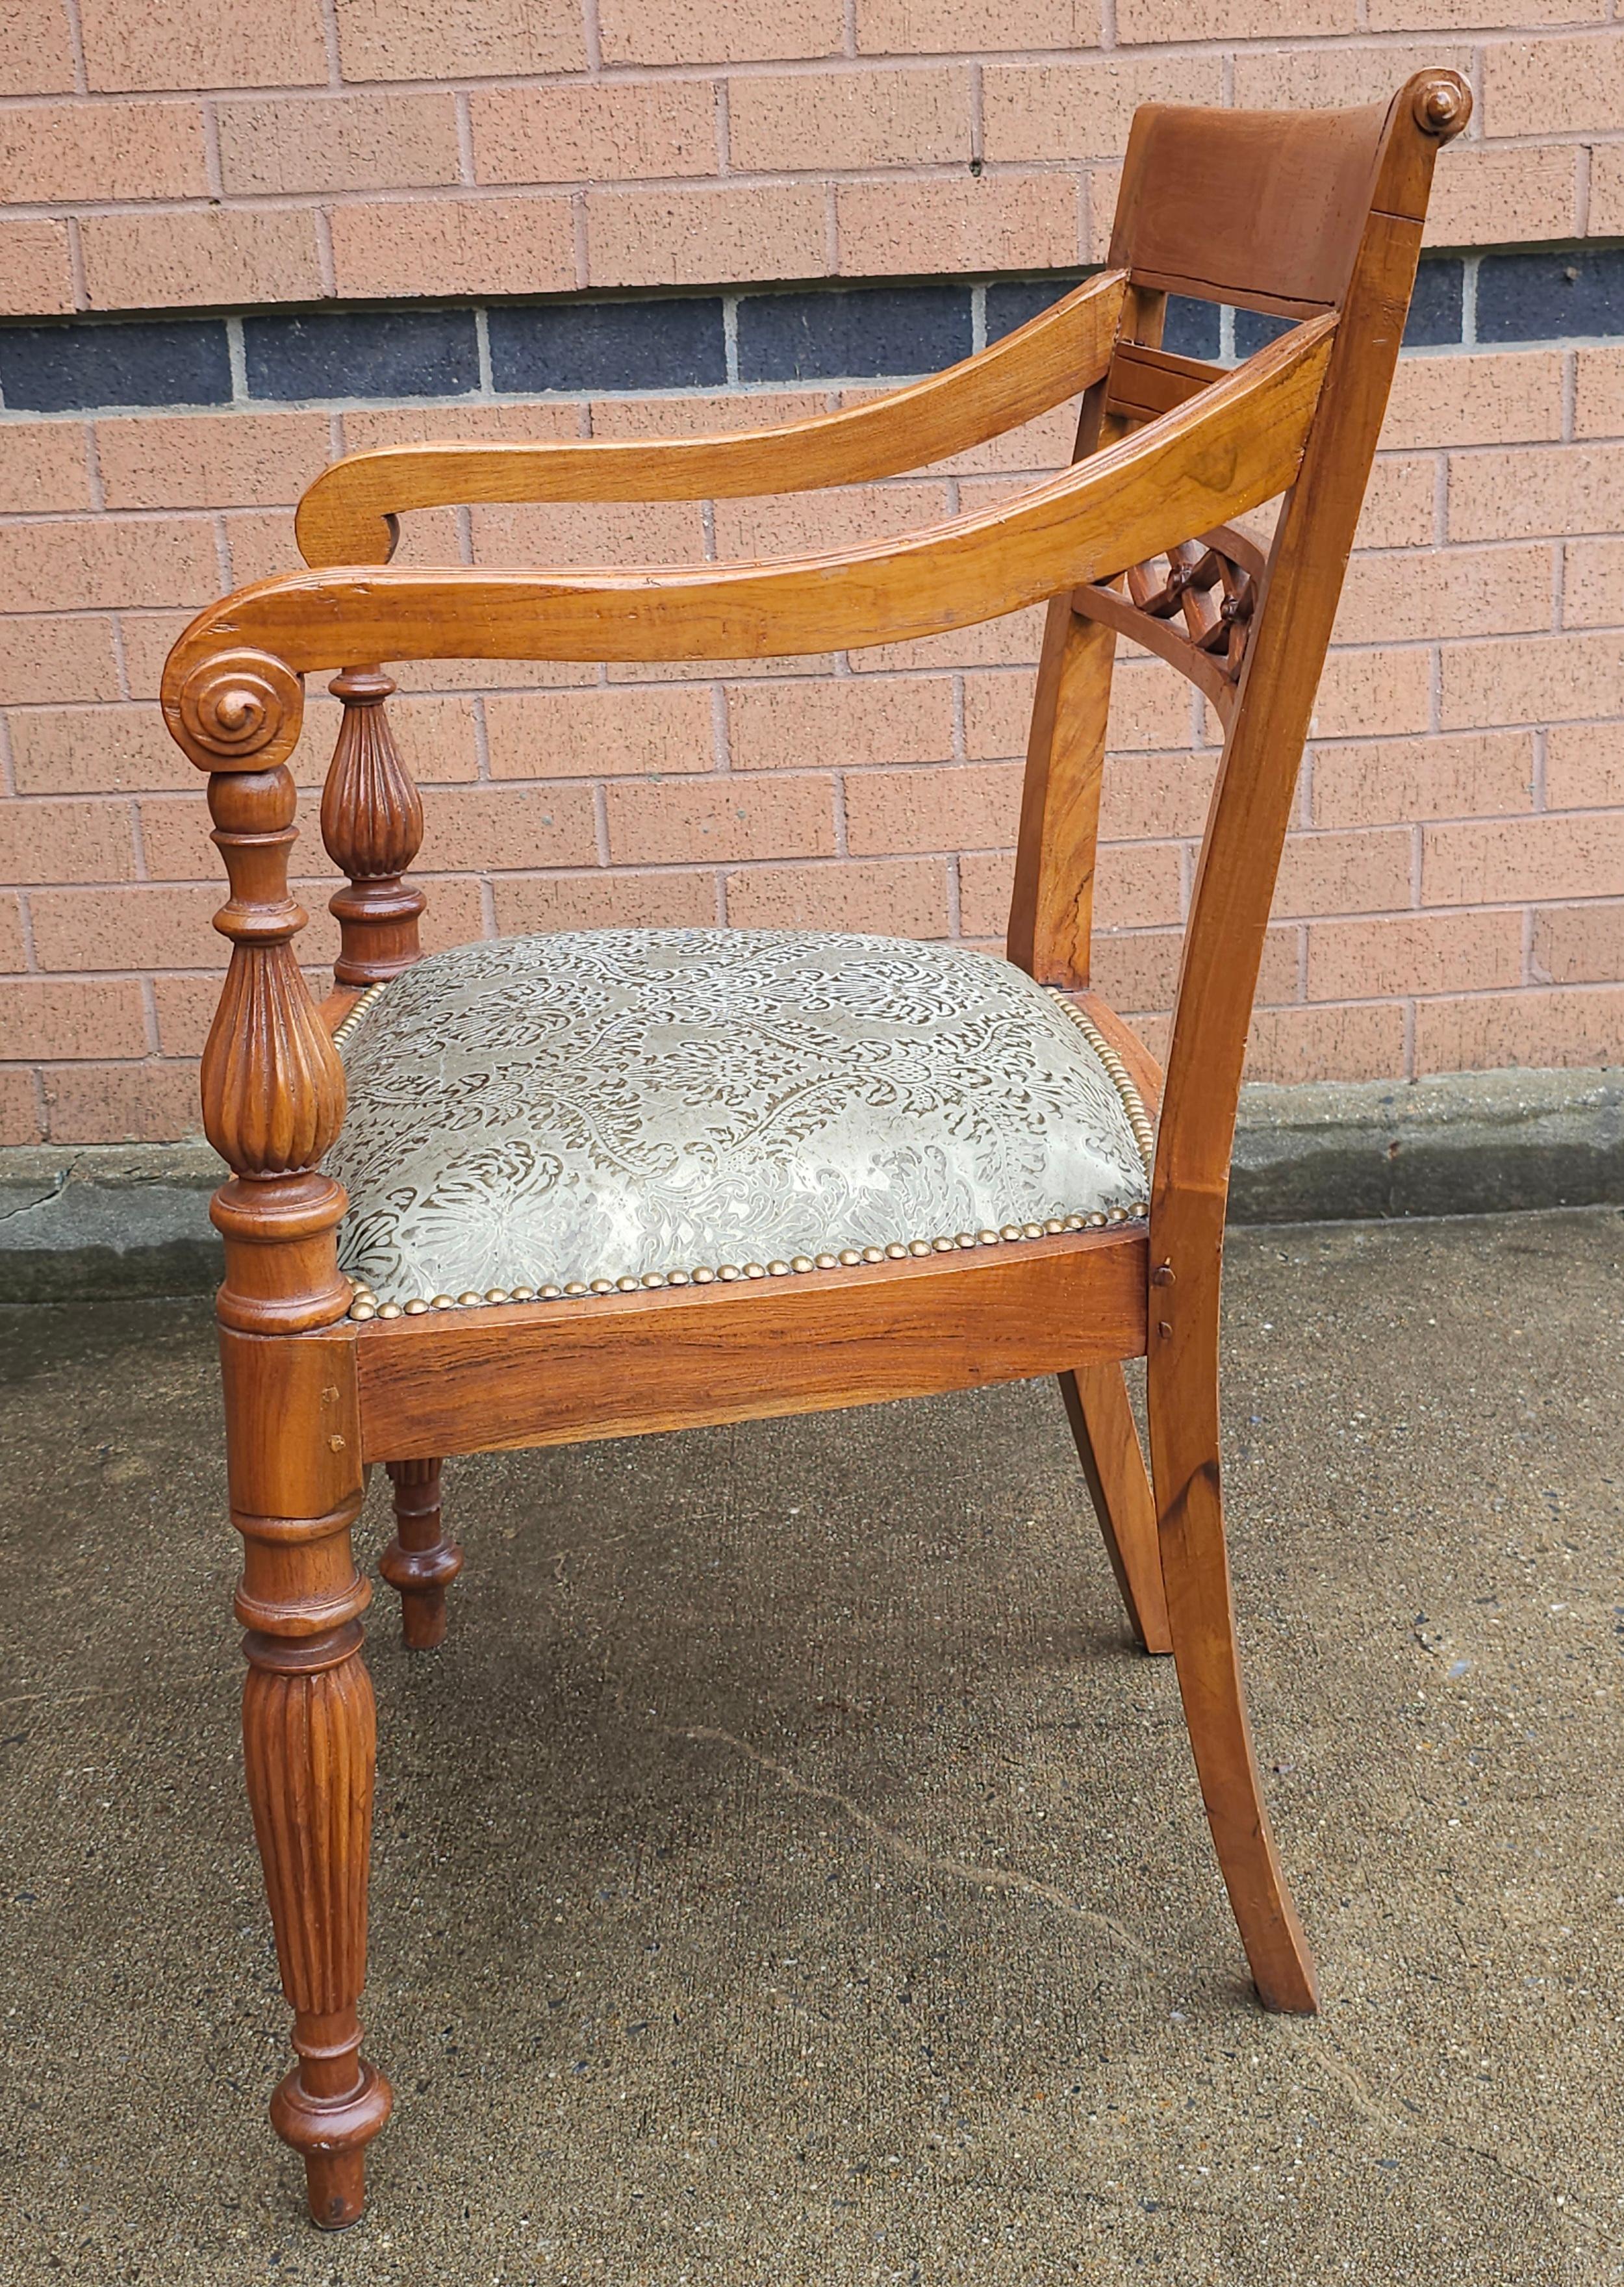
1380, 351, 1564, 453
588, 392, 823, 441
81, 0, 326, 89
1449, 442, 1624, 544
1311, 647, 1434, 739
0, 424, 93, 516
112, 611, 197, 701
1358, 454, 1438, 550
0, 98, 208, 201
1482, 34, 1624, 139
486, 686, 715, 780
81, 209, 324, 311
340, 402, 583, 452
1424, 146, 1579, 249
857, 0, 1100, 51
8, 704, 198, 795
730, 67, 969, 172
1306, 910, 1523, 1002
1311, 730, 1536, 830
470, 499, 707, 569
94, 412, 333, 512
0, 797, 135, 884
134, 792, 218, 882
0, 220, 74, 314
0, 617, 121, 705
605, 773, 835, 865
602, 0, 843, 64
1415, 986, 1624, 1075
1592, 145, 1624, 239
1229, 36, 1464, 106
1087, 926, 1180, 1014
0, 517, 218, 612
418, 786, 600, 872
474, 83, 717, 185
836, 174, 1076, 276
1562, 539, 1624, 632
726, 676, 954, 772
982, 56, 1221, 164
922, 398, 1079, 478
0, 892, 25, 970
27, 882, 220, 971
0, 1064, 40, 1144
1100, 750, 1215, 841
1271, 828, 1414, 919
41, 1058, 200, 1141
1441, 632, 1624, 730
854, 606, 1045, 675
1573, 347, 1624, 442
0, 0, 75, 96
1545, 719, 1624, 810
1332, 543, 1554, 647
0, 978, 146, 1058
1093, 840, 1183, 929
957, 847, 1014, 938
330, 197, 576, 301
724, 855, 948, 934
1423, 812, 1624, 906
492, 869, 717, 935
713, 482, 949, 561
589, 184, 828, 290
844, 760, 1020, 855
1531, 901, 1624, 986
1243, 1003, 1407, 1085
218, 92, 462, 197
334, 0, 586, 76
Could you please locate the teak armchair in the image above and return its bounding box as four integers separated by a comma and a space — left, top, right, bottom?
158, 75, 1467, 2227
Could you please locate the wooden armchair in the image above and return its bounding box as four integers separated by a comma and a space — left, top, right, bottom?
159, 74, 1467, 2228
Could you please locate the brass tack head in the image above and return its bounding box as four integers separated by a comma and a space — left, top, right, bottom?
457, 1290, 483, 1307
954, 1233, 976, 1248
745, 1263, 767, 1279
511, 1284, 536, 1301
1064, 1214, 1086, 1230
1107, 1206, 1129, 1224
978, 1229, 1000, 1245
885, 1242, 908, 1259
590, 1279, 615, 1294
565, 1282, 589, 1296
485, 1288, 509, 1304
641, 1272, 665, 1288
1021, 1222, 1044, 1240
718, 1265, 741, 1281
349, 1301, 377, 1321
540, 1284, 563, 1299
692, 1268, 716, 1284
1043, 1218, 1065, 1234
861, 1246, 884, 1263
790, 1255, 815, 1273
616, 1275, 641, 1292
932, 1236, 955, 1253
999, 1224, 1021, 1242
377, 1301, 403, 1320
1087, 1212, 1109, 1229
908, 1239, 932, 1257
429, 1294, 453, 1309
404, 1297, 430, 1315
768, 1260, 791, 1276
667, 1270, 691, 1286
838, 1248, 862, 1266
815, 1252, 839, 1270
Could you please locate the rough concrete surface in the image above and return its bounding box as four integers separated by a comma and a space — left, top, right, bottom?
2, 1209, 1621, 2284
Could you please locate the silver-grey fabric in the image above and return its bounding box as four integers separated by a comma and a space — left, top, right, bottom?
329, 928, 1150, 1303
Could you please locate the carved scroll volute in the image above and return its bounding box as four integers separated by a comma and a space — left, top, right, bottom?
321, 669, 425, 988
201, 765, 352, 1334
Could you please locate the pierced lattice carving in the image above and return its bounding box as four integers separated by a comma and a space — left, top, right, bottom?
1074, 523, 1268, 722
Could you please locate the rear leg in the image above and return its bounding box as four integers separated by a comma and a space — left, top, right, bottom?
381, 1459, 463, 1649
1059, 1363, 1172, 1654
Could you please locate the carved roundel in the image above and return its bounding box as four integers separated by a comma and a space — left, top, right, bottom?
177, 648, 303, 767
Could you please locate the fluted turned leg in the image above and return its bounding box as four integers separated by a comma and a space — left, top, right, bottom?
381, 1459, 462, 1649
243, 1618, 393, 2226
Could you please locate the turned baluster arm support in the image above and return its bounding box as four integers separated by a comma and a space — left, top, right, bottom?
322, 668, 425, 990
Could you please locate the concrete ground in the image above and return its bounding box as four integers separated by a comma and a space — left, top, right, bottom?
2, 1210, 1620, 2285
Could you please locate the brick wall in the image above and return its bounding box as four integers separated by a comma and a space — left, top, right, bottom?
1, 3, 1622, 1144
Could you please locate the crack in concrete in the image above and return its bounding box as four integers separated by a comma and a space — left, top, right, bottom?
663, 1715, 1161, 1971
0, 1156, 77, 1224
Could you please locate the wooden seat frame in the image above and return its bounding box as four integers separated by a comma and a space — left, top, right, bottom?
158, 74, 1468, 2228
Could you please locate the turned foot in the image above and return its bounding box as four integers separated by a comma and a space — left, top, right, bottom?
381, 1458, 462, 1648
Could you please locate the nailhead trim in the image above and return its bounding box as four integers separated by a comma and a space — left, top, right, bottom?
335, 970, 1155, 1323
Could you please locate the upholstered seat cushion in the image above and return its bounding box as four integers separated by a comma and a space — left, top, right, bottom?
328, 928, 1152, 1312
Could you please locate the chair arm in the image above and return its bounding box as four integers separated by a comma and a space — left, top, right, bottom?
293, 271, 1129, 567
168, 311, 1334, 776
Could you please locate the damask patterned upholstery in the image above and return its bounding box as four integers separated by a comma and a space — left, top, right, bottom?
328, 928, 1152, 1310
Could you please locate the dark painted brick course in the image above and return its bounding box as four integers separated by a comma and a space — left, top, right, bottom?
243, 308, 480, 402
490, 297, 725, 392
739, 284, 971, 382
0, 318, 231, 413
1403, 257, 1464, 346
1478, 245, 1624, 343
